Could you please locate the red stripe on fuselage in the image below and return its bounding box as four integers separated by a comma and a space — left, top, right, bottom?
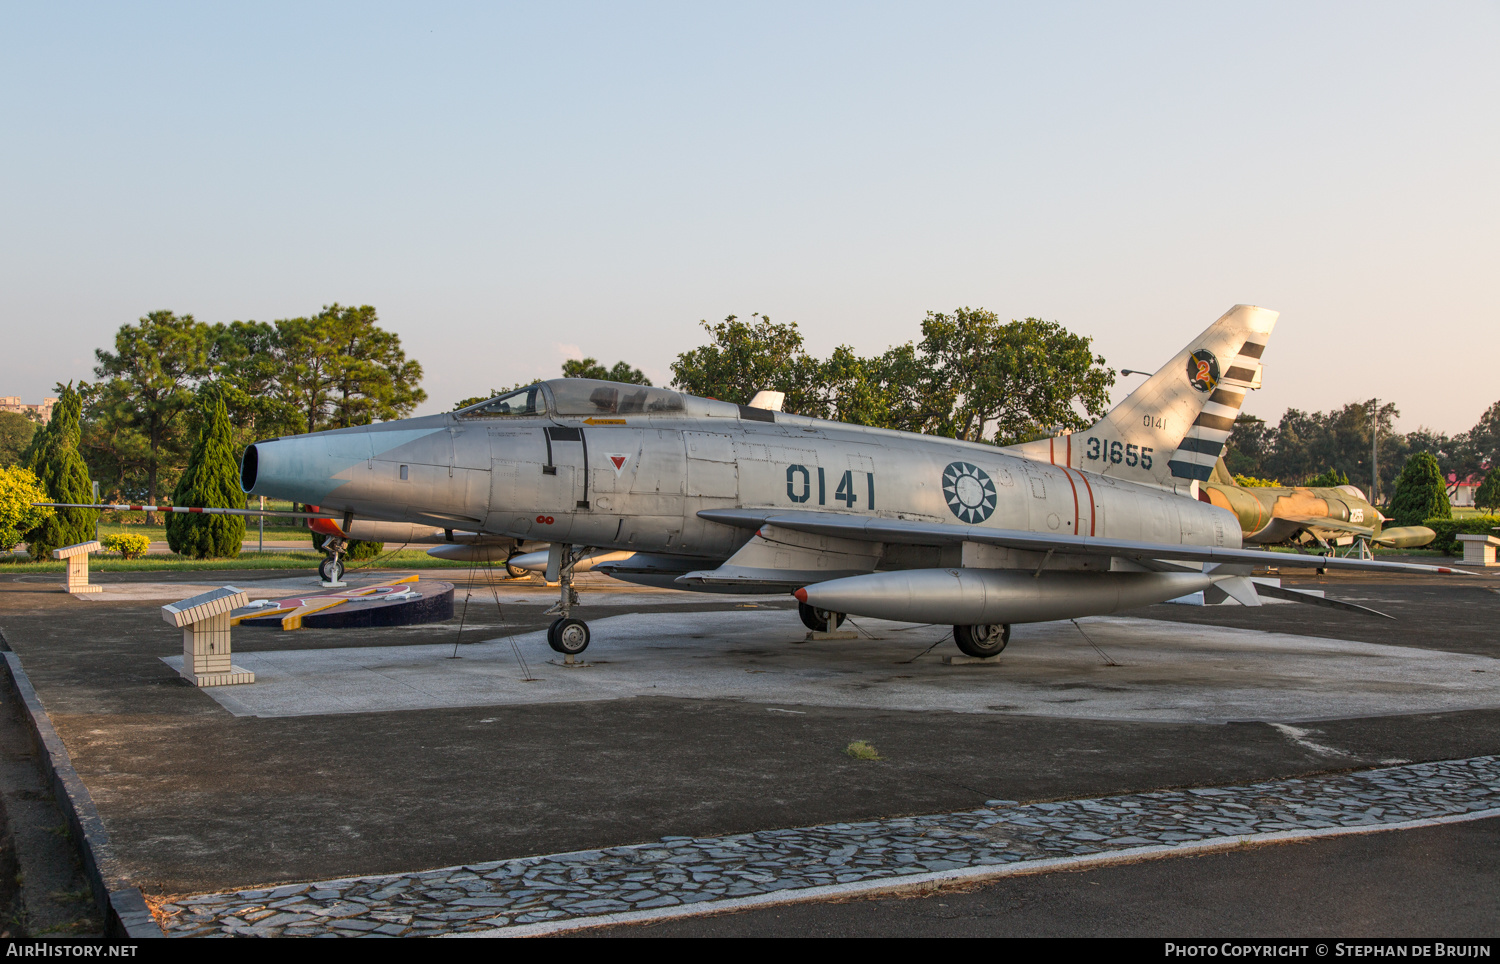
1076, 470, 1097, 536
1059, 466, 1081, 533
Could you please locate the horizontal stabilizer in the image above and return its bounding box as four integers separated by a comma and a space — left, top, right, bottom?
1251, 581, 1394, 619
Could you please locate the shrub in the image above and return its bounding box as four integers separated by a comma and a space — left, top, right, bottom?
0, 466, 52, 551
1233, 474, 1280, 488
308, 530, 383, 560
102, 533, 151, 559
1305, 467, 1350, 488
1388, 452, 1451, 527
1423, 516, 1500, 556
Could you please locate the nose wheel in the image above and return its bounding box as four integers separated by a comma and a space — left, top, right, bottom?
318, 556, 345, 584
317, 535, 348, 586
548, 617, 591, 655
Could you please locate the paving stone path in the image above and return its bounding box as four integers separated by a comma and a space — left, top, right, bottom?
156, 755, 1500, 937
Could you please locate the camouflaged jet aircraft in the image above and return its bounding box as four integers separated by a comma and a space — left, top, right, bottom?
213, 304, 1469, 660
1200, 459, 1435, 554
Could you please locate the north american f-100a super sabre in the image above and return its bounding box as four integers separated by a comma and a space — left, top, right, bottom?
235, 305, 1465, 658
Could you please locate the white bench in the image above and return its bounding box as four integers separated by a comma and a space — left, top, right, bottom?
1456, 533, 1500, 567
51, 541, 102, 594
162, 587, 255, 687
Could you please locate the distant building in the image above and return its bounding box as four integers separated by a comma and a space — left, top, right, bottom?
1449, 472, 1482, 507
0, 396, 57, 423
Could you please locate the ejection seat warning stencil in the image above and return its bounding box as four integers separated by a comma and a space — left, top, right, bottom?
943, 462, 997, 523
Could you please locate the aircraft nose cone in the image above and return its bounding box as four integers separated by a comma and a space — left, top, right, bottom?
793, 588, 808, 602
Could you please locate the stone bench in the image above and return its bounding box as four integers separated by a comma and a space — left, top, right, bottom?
51, 540, 102, 594
162, 587, 255, 687
1456, 533, 1500, 567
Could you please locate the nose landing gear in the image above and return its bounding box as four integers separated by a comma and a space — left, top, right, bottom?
317, 536, 348, 587
545, 543, 593, 661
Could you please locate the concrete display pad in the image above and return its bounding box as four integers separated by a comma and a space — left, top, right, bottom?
164, 610, 1500, 724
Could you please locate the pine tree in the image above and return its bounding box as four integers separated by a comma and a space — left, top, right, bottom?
165, 389, 246, 559
24, 386, 98, 559
1388, 452, 1452, 527
1475, 468, 1500, 514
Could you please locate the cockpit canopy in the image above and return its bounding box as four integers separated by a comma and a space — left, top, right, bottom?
456, 379, 686, 419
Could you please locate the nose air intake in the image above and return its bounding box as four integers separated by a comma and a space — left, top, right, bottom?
240, 444, 260, 493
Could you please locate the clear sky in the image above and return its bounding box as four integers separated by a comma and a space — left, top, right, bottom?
2, 2, 1496, 433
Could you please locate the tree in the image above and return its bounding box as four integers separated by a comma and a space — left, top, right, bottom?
1224, 416, 1274, 477
91, 311, 212, 521
24, 386, 98, 559
1463, 400, 1500, 482
0, 466, 51, 552
165, 389, 246, 559
905, 310, 1113, 444
276, 305, 426, 434
561, 358, 652, 385
1387, 452, 1452, 527
208, 320, 302, 443
670, 314, 826, 414
1475, 468, 1500, 514
1261, 400, 1401, 493
0, 412, 34, 467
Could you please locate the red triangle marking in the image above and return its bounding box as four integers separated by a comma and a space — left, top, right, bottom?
610, 456, 626, 469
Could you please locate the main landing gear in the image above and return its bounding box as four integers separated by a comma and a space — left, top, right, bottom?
798, 601, 847, 633
953, 623, 1010, 658
545, 543, 592, 658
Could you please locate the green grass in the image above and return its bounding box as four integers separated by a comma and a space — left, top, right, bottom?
96, 520, 312, 542
0, 549, 466, 573
845, 740, 882, 761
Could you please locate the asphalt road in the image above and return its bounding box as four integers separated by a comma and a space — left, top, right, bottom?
575, 817, 1500, 937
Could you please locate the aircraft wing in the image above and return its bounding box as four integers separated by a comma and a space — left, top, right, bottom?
697, 508, 1469, 576
1278, 515, 1377, 539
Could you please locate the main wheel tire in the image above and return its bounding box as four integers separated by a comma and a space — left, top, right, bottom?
953, 623, 1010, 658
548, 617, 590, 656
798, 601, 846, 633
318, 556, 344, 583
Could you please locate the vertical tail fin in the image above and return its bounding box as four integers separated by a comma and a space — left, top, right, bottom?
1003, 304, 1277, 489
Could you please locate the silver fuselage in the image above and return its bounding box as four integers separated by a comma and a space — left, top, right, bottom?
241, 381, 1240, 578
